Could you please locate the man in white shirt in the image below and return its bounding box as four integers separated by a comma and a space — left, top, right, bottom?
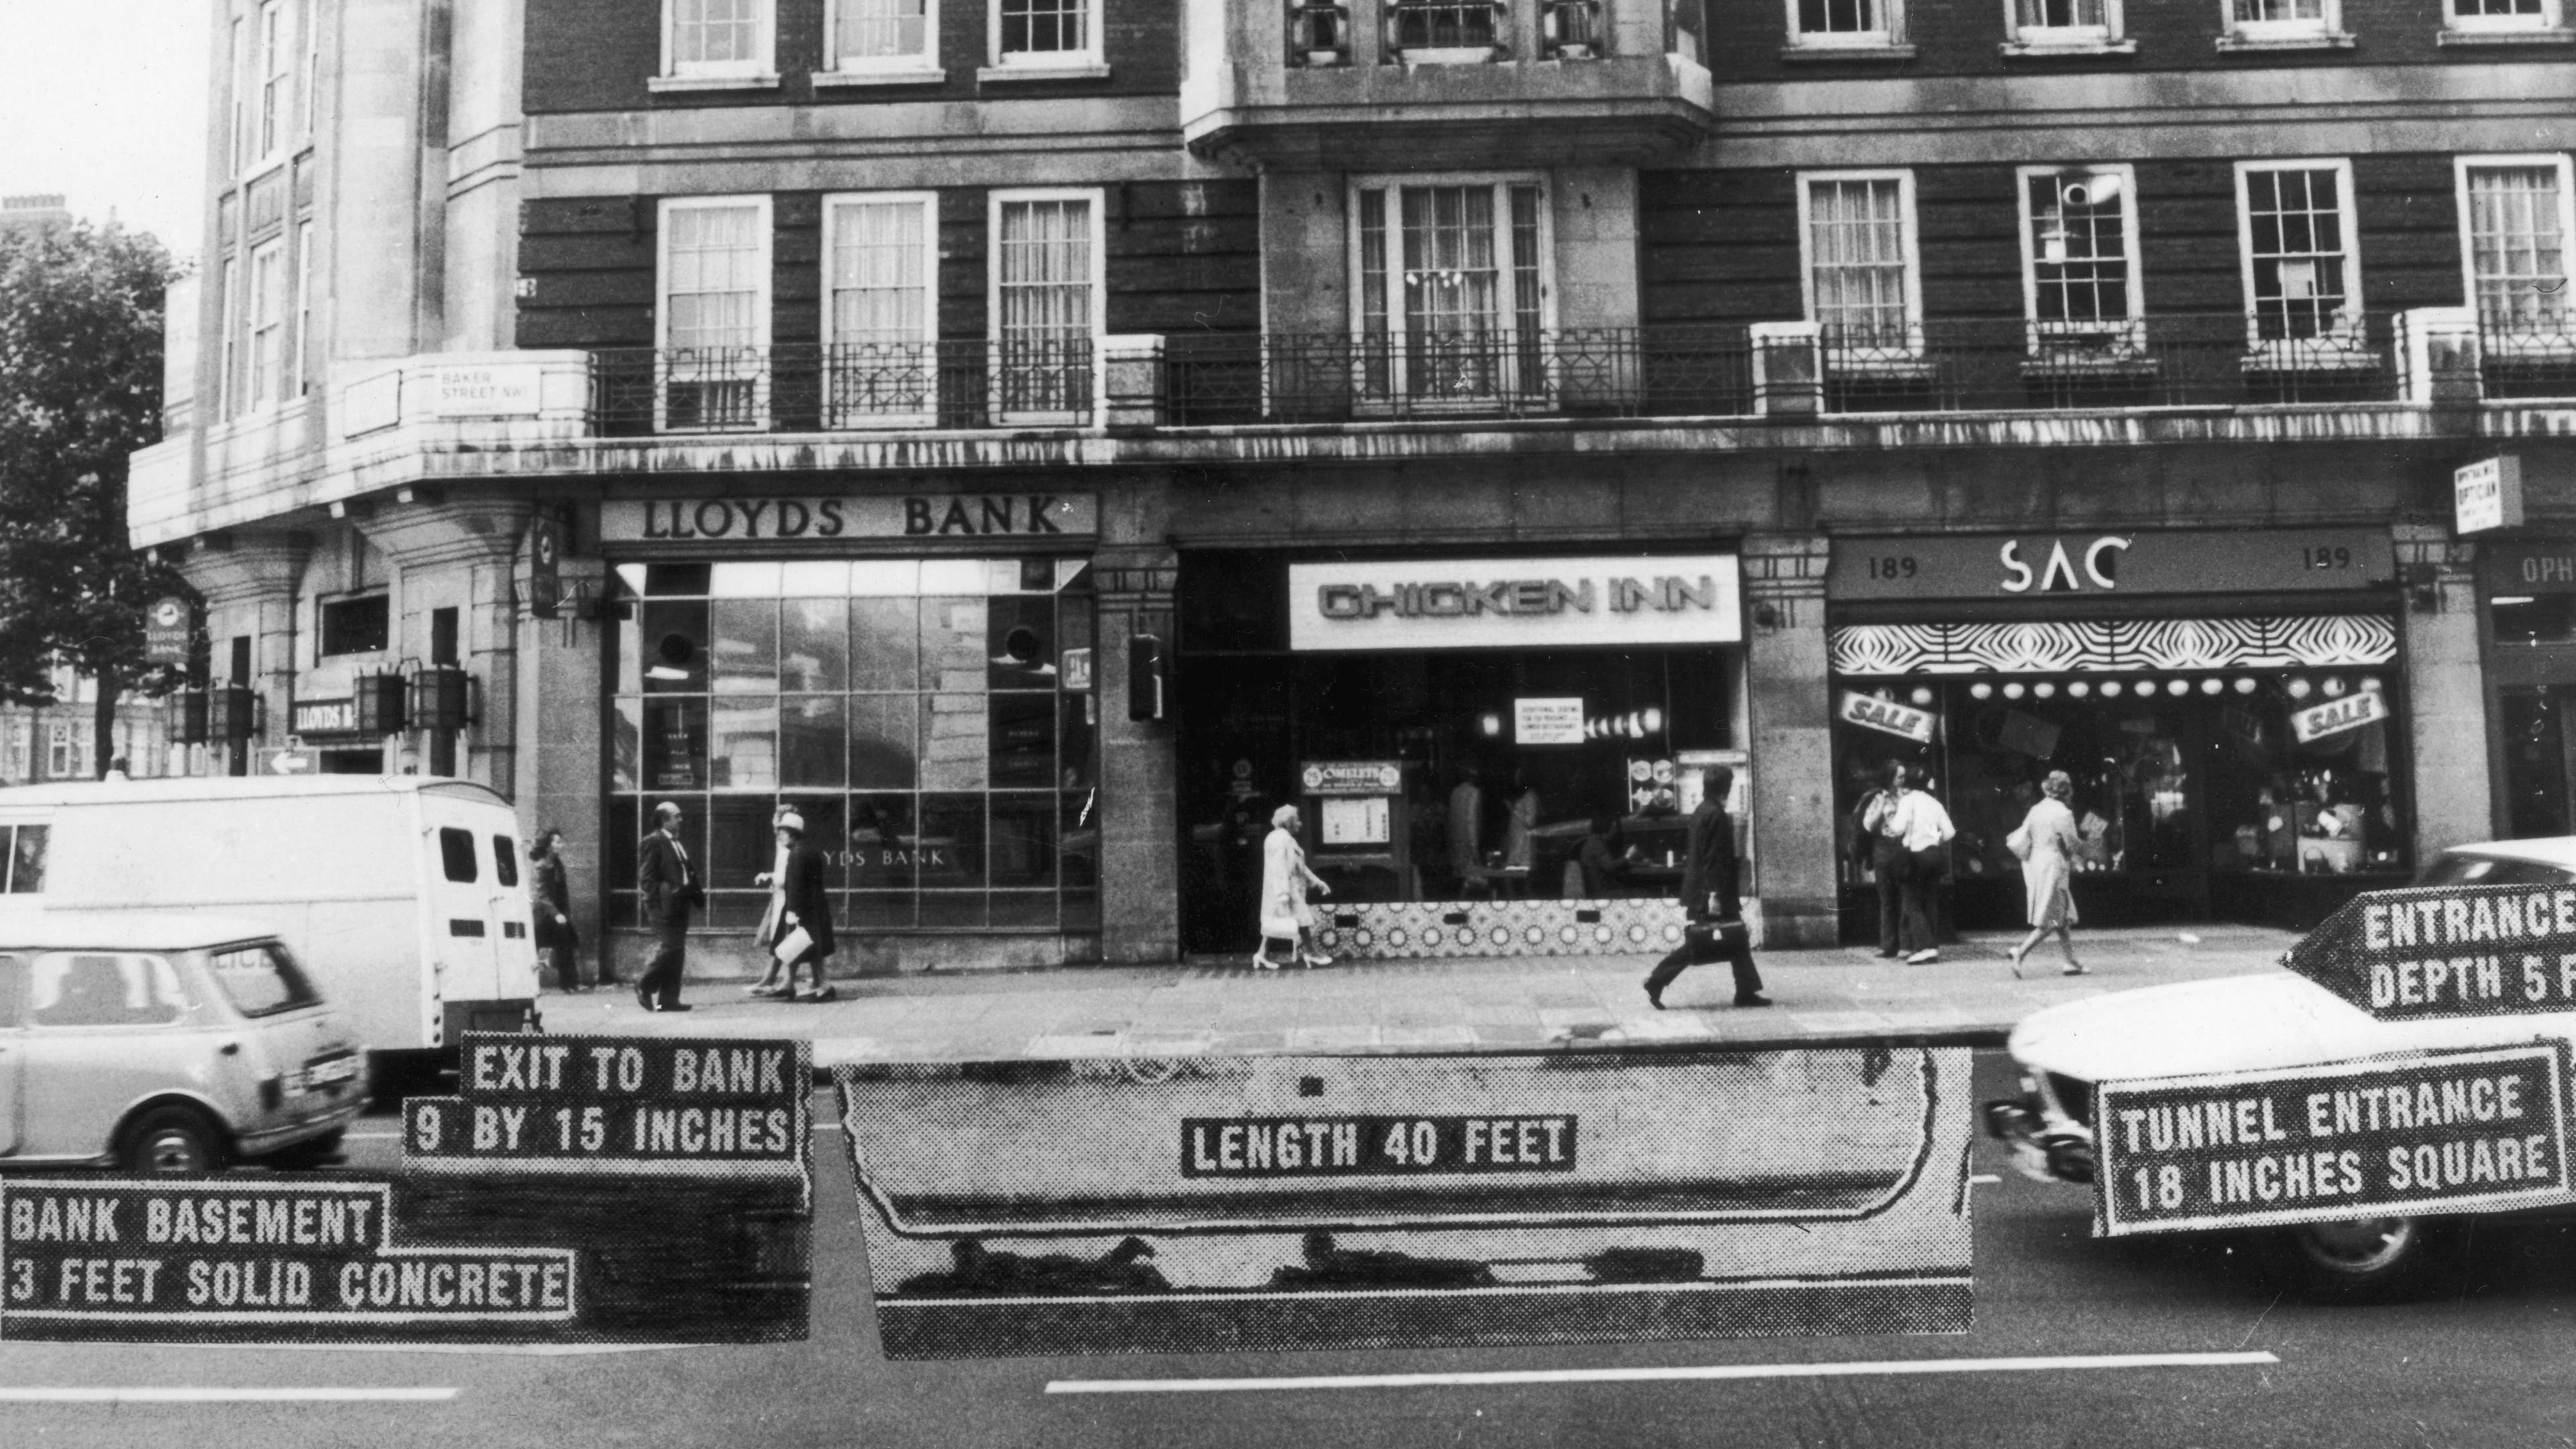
1868, 767, 1955, 964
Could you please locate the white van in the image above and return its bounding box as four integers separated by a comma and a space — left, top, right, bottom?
0, 776, 539, 1073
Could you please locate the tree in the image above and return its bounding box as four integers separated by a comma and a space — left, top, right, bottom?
0, 219, 186, 776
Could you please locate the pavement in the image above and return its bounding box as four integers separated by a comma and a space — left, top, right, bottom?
531, 924, 2302, 1065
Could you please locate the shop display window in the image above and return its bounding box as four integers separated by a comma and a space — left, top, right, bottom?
608, 557, 1097, 932
1831, 669, 2409, 929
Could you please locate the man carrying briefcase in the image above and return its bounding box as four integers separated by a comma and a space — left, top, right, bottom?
1644, 764, 1772, 1010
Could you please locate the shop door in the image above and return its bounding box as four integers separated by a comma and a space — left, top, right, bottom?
2502, 688, 2576, 839
1177, 659, 1294, 955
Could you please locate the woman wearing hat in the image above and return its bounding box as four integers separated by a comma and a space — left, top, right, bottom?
755, 807, 839, 1001
2005, 771, 2086, 977
1255, 803, 1333, 970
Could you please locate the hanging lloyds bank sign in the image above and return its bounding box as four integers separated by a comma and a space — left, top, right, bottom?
1288, 555, 1741, 651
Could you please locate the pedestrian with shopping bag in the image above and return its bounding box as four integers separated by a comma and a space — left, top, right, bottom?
1643, 765, 1770, 1010
2005, 770, 2086, 977
1254, 804, 1332, 969
759, 810, 839, 1001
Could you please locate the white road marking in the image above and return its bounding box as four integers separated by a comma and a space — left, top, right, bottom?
0, 1388, 459, 1403
1045, 1352, 2282, 1395
1970, 1174, 2003, 1183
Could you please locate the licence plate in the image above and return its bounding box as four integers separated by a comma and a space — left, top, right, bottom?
301, 1054, 360, 1089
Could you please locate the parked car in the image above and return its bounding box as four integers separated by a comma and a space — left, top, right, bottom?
0, 912, 368, 1171
1985, 836, 2576, 1301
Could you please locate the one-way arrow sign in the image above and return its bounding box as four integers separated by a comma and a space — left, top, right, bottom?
2287, 883, 2576, 1022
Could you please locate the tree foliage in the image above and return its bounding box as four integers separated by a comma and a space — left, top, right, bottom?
0, 219, 186, 762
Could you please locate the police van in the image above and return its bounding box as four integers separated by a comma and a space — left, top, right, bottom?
0, 777, 540, 1082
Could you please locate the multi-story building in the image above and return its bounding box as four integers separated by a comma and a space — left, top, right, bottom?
131, 0, 2576, 977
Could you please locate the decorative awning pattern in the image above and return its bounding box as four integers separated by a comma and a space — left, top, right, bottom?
1829, 615, 2396, 676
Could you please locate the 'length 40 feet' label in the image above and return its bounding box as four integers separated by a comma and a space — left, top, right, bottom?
2092, 1046, 2573, 1236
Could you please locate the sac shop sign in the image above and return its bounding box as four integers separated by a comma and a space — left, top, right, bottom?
1288, 555, 1741, 651
600, 494, 1097, 545
1827, 529, 2392, 601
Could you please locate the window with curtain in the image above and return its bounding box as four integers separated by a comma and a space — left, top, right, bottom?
2230, 0, 2331, 36
2024, 168, 2137, 347
827, 195, 936, 423
834, 0, 934, 65
669, 0, 769, 74
2241, 164, 2357, 343
1352, 178, 1548, 405
248, 240, 286, 409
993, 195, 1096, 419
999, 0, 1093, 58
659, 199, 769, 429
1804, 175, 1917, 350
256, 0, 286, 158
2450, 0, 2554, 26
2011, 0, 2114, 44
2465, 162, 2571, 335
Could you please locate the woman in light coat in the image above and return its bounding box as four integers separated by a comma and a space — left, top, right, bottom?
1256, 804, 1333, 969
2006, 770, 2086, 976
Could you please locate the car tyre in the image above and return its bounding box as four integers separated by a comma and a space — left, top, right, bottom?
121, 1105, 229, 1174
2253, 1215, 2466, 1303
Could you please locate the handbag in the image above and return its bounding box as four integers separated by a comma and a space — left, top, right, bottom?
772, 924, 814, 965
2004, 824, 2033, 862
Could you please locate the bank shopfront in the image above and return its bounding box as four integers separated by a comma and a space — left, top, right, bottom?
1827, 529, 2414, 934
600, 488, 1104, 972
1176, 549, 1747, 960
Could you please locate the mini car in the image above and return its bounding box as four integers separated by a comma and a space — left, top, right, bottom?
0, 912, 369, 1172
1984, 836, 2576, 1300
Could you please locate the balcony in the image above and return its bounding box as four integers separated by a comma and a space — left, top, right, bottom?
1180, 0, 1714, 170
2479, 316, 2576, 400
588, 341, 1097, 435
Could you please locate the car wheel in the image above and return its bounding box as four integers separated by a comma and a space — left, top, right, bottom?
2254, 1216, 2463, 1303
121, 1106, 229, 1173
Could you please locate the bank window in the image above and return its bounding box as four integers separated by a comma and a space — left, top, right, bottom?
320, 594, 389, 656
2237, 161, 2365, 359
1350, 176, 1551, 409
1, 824, 46, 894
824, 194, 938, 426
2223, 0, 2341, 45
1801, 172, 1921, 355
2447, 0, 2558, 33
991, 0, 1102, 69
217, 258, 241, 421
1790, 0, 1902, 48
29, 953, 186, 1028
610, 558, 1099, 934
2460, 156, 2574, 346
663, 0, 775, 80
439, 827, 478, 883
657, 197, 773, 433
829, 0, 937, 72
2006, 0, 2123, 48
989, 192, 1102, 423
2020, 166, 2142, 354
246, 239, 286, 410
293, 220, 315, 398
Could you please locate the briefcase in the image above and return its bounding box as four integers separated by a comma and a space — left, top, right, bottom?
1682, 918, 1749, 963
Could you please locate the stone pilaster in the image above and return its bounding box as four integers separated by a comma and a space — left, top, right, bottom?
1741, 533, 1839, 949
2395, 523, 2493, 858
517, 553, 607, 954
1095, 547, 1182, 965
352, 494, 536, 798
177, 530, 314, 775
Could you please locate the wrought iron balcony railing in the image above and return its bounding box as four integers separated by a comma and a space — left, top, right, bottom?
1811, 312, 2408, 413
588, 340, 1095, 435
2477, 315, 2576, 401
1161, 325, 1761, 424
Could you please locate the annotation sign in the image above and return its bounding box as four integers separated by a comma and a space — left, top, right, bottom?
1182, 1116, 1578, 1178
2286, 884, 2576, 1022
0, 1179, 575, 1341
405, 1033, 810, 1173
2092, 1045, 2573, 1237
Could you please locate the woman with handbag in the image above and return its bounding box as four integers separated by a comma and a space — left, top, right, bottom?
2005, 770, 2086, 976
759, 810, 839, 1001
1254, 804, 1332, 969
746, 802, 797, 998
527, 828, 583, 991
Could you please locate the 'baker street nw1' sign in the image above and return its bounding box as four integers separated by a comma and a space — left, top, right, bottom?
2288, 884, 2576, 1021
2092, 1046, 2573, 1236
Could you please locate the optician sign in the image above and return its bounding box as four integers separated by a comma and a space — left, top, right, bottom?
1288, 555, 1741, 651
600, 494, 1097, 544
1827, 530, 2392, 601
2454, 455, 2525, 536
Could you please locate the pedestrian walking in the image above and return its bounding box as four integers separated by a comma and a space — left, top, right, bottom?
1643, 765, 1770, 1010
761, 810, 839, 1000
527, 828, 584, 991
635, 800, 701, 1012
1255, 804, 1332, 969
2005, 770, 2087, 977
747, 802, 798, 998
1856, 761, 1911, 959
1876, 765, 1956, 964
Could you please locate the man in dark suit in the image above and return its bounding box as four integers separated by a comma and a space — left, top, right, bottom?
635, 800, 700, 1012
1644, 765, 1770, 1010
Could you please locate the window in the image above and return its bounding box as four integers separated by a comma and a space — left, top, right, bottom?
2237, 160, 2363, 354
823, 195, 938, 425
2447, 0, 2560, 33
1790, 0, 1902, 48
0, 955, 21, 1026
321, 594, 389, 655
228, 15, 247, 174
2021, 166, 2143, 354
29, 953, 185, 1028
661, 0, 775, 81
656, 197, 773, 432
299, 0, 319, 133
827, 0, 938, 74
989, 0, 1103, 71
2460, 156, 2574, 341
207, 943, 320, 1018
2005, 0, 2126, 49
256, 0, 286, 158
248, 239, 286, 409
292, 221, 314, 396
217, 258, 241, 420
989, 191, 1102, 423
609, 559, 1101, 934
2, 824, 47, 893
2222, 0, 2343, 46
493, 836, 521, 888
439, 826, 480, 883
1349, 176, 1552, 408
1800, 171, 1921, 354
1387, 0, 1503, 56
